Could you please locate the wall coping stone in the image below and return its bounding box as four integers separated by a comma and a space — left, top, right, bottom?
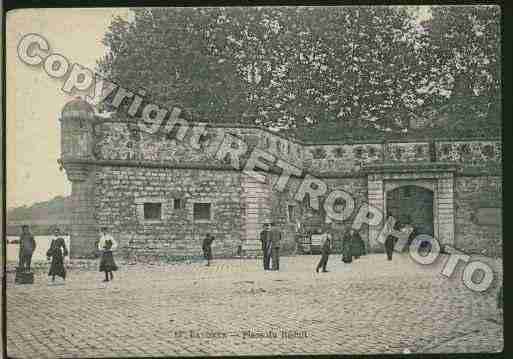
362, 161, 461, 174
73, 116, 501, 148
61, 158, 501, 179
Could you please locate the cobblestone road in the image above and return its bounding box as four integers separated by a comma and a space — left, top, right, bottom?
6, 253, 503, 357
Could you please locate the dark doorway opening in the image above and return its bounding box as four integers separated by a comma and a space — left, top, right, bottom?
386, 185, 434, 237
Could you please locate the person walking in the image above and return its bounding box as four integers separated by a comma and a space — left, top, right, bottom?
19, 225, 36, 272
259, 223, 271, 270
98, 227, 118, 282
47, 228, 68, 282
269, 222, 282, 271
202, 233, 215, 266
341, 228, 352, 264
384, 220, 402, 261
316, 231, 331, 273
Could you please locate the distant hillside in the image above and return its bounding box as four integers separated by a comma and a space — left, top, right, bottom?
7, 196, 73, 236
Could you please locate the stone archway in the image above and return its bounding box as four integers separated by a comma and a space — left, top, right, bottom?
386, 185, 434, 237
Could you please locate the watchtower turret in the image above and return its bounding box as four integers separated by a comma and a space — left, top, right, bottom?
59, 97, 97, 257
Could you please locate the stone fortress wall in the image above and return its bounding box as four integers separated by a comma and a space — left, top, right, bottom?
59, 99, 502, 259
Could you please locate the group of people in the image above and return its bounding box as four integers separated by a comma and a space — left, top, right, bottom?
16, 225, 119, 283
316, 227, 366, 273
17, 219, 411, 282
17, 225, 70, 282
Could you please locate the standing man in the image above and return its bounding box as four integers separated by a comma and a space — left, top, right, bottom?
259, 223, 271, 270
384, 233, 397, 261
19, 225, 36, 272
202, 233, 215, 266
316, 230, 331, 273
384, 219, 402, 261
269, 222, 282, 271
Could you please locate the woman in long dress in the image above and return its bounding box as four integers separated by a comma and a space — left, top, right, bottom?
98, 227, 118, 282
350, 229, 365, 259
47, 228, 68, 282
341, 229, 353, 263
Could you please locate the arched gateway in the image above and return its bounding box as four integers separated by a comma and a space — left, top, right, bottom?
365, 162, 459, 252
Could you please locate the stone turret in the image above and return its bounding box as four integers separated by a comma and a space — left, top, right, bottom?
60, 96, 95, 161
59, 97, 97, 257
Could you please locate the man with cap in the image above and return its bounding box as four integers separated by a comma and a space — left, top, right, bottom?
316, 231, 331, 273
259, 223, 272, 270
269, 222, 282, 271
19, 225, 36, 272
202, 233, 215, 266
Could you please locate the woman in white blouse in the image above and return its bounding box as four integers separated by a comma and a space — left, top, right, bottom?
98, 227, 118, 282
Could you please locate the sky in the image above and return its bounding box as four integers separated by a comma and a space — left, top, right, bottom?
5, 7, 432, 210
6, 8, 129, 209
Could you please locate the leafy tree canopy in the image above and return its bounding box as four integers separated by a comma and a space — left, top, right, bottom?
98, 6, 500, 141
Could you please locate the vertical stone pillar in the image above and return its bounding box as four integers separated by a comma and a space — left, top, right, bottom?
367, 174, 384, 252
240, 173, 272, 254
64, 164, 97, 258
437, 174, 455, 247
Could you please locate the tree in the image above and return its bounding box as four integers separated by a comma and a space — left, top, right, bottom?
97, 6, 500, 140
417, 6, 501, 134
98, 8, 248, 122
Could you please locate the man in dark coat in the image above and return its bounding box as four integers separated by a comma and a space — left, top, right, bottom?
316, 232, 331, 273
269, 222, 282, 271
259, 223, 271, 270
202, 233, 215, 266
19, 225, 36, 272
384, 234, 398, 260
384, 221, 401, 260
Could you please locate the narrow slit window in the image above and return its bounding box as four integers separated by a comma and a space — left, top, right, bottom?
174, 198, 184, 210
288, 205, 295, 222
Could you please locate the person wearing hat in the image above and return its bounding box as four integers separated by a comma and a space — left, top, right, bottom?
202, 233, 215, 266
47, 228, 68, 282
316, 230, 331, 273
269, 222, 282, 271
259, 223, 272, 270
98, 227, 118, 282
18, 225, 36, 272
384, 219, 401, 261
